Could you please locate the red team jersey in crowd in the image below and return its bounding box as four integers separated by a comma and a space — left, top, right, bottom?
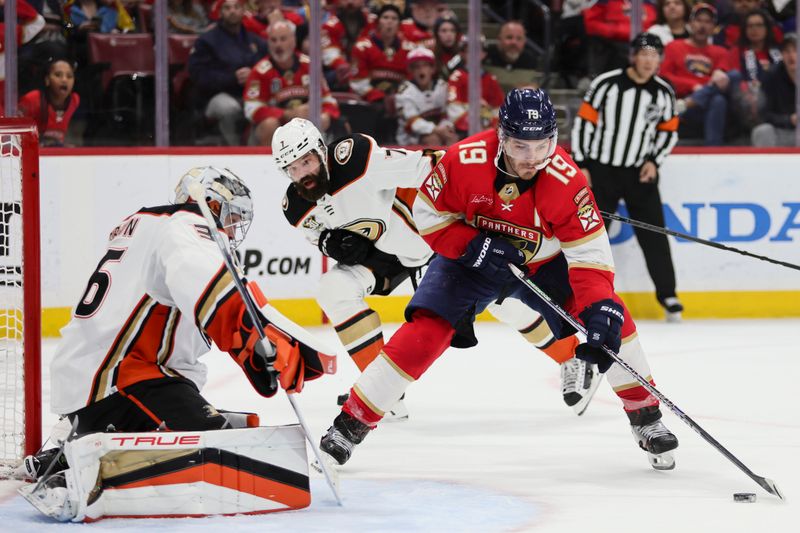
350, 34, 414, 101
17, 90, 81, 146
243, 51, 340, 125
321, 10, 375, 69
446, 68, 504, 132
399, 19, 434, 48
414, 130, 622, 323
583, 0, 657, 41
661, 39, 733, 97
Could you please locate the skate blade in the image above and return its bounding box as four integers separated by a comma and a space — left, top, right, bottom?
382, 400, 409, 423
648, 451, 676, 471
665, 311, 682, 323
18, 481, 75, 521
312, 452, 341, 492
573, 371, 605, 416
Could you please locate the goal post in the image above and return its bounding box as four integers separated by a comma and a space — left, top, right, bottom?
0, 118, 41, 463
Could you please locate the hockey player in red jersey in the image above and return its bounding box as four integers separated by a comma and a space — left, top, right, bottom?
320, 88, 679, 471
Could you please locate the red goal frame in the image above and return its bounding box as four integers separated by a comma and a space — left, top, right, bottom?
0, 118, 41, 458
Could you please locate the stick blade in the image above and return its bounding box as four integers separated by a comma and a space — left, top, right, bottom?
757, 476, 785, 500
186, 181, 206, 202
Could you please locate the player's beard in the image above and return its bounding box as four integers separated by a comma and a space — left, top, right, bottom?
293, 165, 330, 202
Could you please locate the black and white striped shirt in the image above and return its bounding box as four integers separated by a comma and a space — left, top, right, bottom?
571, 68, 679, 168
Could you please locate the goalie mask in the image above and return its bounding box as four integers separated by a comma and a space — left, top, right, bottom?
496, 88, 558, 177
174, 166, 253, 250
272, 118, 330, 202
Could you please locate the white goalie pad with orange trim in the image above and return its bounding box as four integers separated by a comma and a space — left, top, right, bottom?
19, 425, 310, 522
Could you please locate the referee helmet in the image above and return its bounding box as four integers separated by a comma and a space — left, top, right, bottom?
630, 32, 664, 56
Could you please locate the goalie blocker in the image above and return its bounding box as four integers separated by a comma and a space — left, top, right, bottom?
20, 425, 310, 522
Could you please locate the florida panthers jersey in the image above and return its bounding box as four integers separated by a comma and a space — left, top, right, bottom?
282, 134, 435, 267
51, 205, 243, 415
413, 129, 616, 313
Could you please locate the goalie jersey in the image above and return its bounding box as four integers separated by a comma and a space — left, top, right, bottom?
282, 133, 436, 267
51, 204, 246, 415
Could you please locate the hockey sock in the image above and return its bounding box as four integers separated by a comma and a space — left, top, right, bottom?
334, 309, 385, 371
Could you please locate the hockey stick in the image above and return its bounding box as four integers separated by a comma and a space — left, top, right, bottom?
187, 182, 343, 506
600, 210, 800, 272
508, 264, 785, 500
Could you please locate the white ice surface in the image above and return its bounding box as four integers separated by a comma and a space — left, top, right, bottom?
1, 319, 798, 532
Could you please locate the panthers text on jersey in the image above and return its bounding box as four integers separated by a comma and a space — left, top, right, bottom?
413, 129, 617, 315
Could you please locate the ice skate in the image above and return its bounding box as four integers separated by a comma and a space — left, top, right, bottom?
319, 411, 371, 466
560, 357, 603, 416
338, 392, 409, 421
660, 296, 684, 323
629, 406, 679, 470
18, 472, 76, 521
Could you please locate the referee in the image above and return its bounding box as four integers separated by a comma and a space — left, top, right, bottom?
571, 33, 683, 321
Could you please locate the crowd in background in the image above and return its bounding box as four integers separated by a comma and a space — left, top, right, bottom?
0, 0, 796, 147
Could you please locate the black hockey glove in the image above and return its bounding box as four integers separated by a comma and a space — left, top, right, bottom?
459, 233, 525, 281
575, 299, 624, 373
318, 228, 374, 266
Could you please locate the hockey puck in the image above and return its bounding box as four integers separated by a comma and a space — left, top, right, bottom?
733, 493, 757, 503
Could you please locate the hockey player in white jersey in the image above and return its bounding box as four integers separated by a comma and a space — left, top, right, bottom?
272, 118, 602, 419
19, 167, 336, 521
395, 47, 459, 146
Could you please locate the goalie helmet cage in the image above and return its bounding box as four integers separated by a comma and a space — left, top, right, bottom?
0, 118, 41, 463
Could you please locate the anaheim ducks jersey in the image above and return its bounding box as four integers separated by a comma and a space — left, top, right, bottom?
51, 204, 244, 415
282, 134, 435, 267
395, 78, 450, 145
414, 129, 616, 314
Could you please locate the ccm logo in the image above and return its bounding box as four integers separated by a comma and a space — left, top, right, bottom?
110, 435, 201, 446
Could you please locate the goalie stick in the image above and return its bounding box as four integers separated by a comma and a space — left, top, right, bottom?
600, 210, 800, 272
187, 181, 343, 506
508, 264, 785, 500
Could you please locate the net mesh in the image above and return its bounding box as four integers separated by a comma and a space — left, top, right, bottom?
0, 133, 26, 463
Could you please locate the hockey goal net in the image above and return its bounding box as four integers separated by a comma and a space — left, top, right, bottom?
0, 118, 41, 464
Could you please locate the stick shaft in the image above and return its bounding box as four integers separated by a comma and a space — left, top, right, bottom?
188, 184, 343, 505
601, 210, 800, 272
509, 264, 783, 499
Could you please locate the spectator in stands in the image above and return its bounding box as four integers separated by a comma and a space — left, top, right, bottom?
69, 0, 120, 34
18, 58, 80, 147
661, 3, 737, 145
728, 9, 782, 128
557, 0, 596, 89
485, 20, 540, 92
487, 20, 537, 70
583, 0, 657, 76
349, 4, 411, 103
243, 20, 340, 145
188, 0, 268, 145
446, 36, 504, 138
395, 46, 456, 145
321, 0, 375, 91
752, 33, 797, 146
647, 0, 690, 45
247, 0, 305, 37
400, 0, 443, 48
432, 16, 460, 78
714, 0, 761, 47
168, 0, 210, 34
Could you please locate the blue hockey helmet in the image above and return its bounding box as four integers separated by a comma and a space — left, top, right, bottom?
498, 88, 558, 141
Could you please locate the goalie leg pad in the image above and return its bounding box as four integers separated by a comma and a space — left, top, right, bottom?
19, 426, 310, 522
